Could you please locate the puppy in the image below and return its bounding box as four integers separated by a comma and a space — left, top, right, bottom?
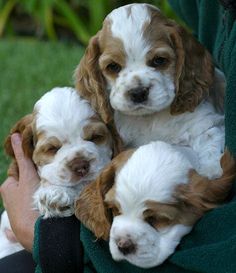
0, 87, 118, 258
4, 87, 117, 218
75, 3, 224, 179
75, 142, 235, 268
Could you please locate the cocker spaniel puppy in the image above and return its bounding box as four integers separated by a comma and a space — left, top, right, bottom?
4, 87, 117, 218
75, 3, 224, 179
0, 87, 118, 258
75, 142, 235, 268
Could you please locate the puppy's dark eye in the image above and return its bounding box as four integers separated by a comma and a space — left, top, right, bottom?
149, 56, 168, 68
106, 62, 122, 73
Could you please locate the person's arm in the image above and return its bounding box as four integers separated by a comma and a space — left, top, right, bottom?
0, 133, 39, 251
33, 215, 84, 273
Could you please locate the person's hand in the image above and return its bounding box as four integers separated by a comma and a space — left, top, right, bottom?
0, 133, 40, 251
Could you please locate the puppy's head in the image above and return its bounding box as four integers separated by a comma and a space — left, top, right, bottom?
76, 142, 235, 268
75, 3, 213, 121
5, 87, 118, 190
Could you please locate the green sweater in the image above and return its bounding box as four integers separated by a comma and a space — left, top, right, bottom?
34, 1, 236, 273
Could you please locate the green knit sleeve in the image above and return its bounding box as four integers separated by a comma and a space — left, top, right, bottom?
32, 217, 43, 273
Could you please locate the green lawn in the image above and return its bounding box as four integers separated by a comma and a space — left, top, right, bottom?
0, 39, 85, 198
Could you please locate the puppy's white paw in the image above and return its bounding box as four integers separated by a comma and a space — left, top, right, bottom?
34, 186, 75, 218
199, 162, 223, 179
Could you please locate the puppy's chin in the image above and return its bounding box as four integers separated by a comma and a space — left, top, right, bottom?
118, 107, 157, 116
110, 91, 175, 116
112, 103, 170, 116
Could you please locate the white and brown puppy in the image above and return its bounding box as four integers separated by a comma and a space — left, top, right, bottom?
4, 87, 117, 218
75, 142, 235, 268
75, 3, 224, 179
0, 87, 117, 258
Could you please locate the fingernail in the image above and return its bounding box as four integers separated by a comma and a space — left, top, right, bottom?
11, 133, 21, 145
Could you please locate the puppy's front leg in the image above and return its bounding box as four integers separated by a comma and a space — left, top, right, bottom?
192, 126, 225, 179
34, 182, 76, 218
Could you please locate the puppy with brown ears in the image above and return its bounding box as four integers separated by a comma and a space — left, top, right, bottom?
4, 87, 119, 218
75, 3, 225, 179
75, 142, 235, 268
0, 87, 121, 258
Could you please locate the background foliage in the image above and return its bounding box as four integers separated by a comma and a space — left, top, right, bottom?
0, 0, 181, 45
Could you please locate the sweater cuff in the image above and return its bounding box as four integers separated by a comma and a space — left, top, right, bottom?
32, 215, 83, 273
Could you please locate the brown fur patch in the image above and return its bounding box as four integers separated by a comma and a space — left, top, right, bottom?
144, 5, 214, 114
98, 22, 126, 81
75, 19, 123, 156
144, 151, 236, 230
105, 186, 122, 217
33, 135, 62, 166
75, 149, 135, 240
176, 151, 236, 212
83, 119, 112, 146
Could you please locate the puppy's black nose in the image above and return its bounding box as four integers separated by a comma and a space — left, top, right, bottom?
117, 238, 136, 255
128, 87, 149, 103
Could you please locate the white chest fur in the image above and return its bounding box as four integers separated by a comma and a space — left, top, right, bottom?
115, 101, 225, 178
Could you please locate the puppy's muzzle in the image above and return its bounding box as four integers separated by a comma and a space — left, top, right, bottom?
128, 87, 149, 103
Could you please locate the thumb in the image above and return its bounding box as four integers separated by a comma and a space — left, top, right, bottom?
11, 133, 35, 172
11, 133, 39, 186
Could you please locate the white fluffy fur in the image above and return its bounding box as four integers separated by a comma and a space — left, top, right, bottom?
103, 4, 225, 179
109, 141, 196, 268
0, 211, 23, 259
115, 101, 224, 178
33, 87, 112, 218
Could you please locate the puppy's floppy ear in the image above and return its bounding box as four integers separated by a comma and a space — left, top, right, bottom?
75, 33, 113, 125
75, 33, 123, 155
176, 150, 236, 218
75, 149, 134, 240
108, 122, 124, 157
169, 24, 214, 115
4, 114, 34, 179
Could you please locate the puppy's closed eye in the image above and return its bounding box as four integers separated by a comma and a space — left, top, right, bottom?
33, 136, 62, 166
44, 144, 61, 155
83, 121, 111, 145
143, 208, 173, 229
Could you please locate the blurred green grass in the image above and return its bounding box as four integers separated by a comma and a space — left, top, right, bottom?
0, 39, 85, 196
